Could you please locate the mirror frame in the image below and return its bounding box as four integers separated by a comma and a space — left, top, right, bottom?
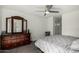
6, 16, 27, 34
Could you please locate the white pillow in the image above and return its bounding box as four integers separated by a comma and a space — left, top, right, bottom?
70, 39, 79, 50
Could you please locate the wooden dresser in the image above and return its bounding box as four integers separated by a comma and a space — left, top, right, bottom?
1, 16, 31, 50
1, 33, 31, 49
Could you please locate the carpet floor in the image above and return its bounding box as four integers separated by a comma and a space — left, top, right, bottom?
0, 42, 42, 53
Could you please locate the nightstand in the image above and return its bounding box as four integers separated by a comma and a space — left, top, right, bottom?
45, 31, 50, 36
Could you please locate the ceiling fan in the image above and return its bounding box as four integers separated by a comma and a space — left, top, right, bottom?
36, 5, 59, 16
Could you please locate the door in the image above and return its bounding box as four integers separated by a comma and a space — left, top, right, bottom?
53, 14, 62, 35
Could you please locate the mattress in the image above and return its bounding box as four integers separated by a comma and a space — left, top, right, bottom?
35, 35, 79, 53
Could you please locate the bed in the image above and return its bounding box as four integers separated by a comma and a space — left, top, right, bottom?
35, 35, 79, 53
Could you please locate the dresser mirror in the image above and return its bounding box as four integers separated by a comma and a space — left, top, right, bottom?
6, 16, 27, 34
24, 20, 27, 31
13, 19, 22, 32
7, 18, 11, 33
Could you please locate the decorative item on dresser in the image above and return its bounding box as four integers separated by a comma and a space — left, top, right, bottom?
1, 16, 31, 50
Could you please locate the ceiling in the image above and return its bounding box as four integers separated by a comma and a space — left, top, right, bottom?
2, 5, 79, 17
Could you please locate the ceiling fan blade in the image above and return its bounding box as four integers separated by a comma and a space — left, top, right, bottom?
36, 5, 60, 16
36, 10, 45, 12
49, 11, 59, 13
46, 5, 53, 10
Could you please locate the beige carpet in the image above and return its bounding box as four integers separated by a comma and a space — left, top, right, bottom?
0, 42, 42, 53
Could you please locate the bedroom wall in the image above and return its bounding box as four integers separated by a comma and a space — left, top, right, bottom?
46, 16, 53, 35
46, 10, 79, 37
0, 6, 2, 35
62, 10, 79, 37
1, 8, 47, 41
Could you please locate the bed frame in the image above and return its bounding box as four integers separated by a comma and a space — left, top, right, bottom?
36, 47, 44, 53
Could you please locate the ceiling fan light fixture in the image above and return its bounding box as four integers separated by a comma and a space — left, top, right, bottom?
45, 11, 49, 14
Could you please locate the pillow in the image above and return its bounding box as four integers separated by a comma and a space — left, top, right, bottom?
70, 39, 79, 50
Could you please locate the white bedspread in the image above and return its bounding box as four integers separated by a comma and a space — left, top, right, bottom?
35, 35, 79, 53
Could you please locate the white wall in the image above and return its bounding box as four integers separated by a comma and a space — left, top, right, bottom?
46, 16, 53, 35
62, 11, 79, 37
0, 7, 2, 35
46, 11, 79, 37
1, 8, 46, 41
